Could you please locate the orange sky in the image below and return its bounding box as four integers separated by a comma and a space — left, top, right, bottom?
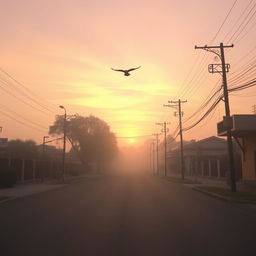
0, 0, 255, 147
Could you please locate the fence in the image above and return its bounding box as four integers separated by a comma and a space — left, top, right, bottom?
0, 157, 85, 183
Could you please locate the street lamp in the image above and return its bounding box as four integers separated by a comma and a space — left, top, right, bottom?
59, 105, 67, 181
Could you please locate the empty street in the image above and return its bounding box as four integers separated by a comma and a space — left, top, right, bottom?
1, 174, 256, 256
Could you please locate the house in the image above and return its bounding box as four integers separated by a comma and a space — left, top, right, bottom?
217, 114, 256, 183
167, 136, 241, 179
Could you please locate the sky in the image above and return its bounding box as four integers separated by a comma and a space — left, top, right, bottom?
0, 0, 255, 147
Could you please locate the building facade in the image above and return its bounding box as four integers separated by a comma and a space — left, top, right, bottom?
167, 136, 242, 180
217, 114, 256, 183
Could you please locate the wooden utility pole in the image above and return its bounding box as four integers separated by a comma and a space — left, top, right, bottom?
152, 141, 155, 174
152, 133, 161, 175
156, 122, 170, 176
59, 105, 67, 182
164, 100, 187, 179
195, 43, 236, 192
149, 143, 152, 173
42, 135, 49, 182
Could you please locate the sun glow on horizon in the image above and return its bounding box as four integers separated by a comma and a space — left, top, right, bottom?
128, 138, 136, 144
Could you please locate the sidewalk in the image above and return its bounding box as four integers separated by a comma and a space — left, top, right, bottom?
185, 176, 256, 204
162, 174, 256, 204
0, 174, 101, 203
0, 182, 66, 202
186, 175, 256, 192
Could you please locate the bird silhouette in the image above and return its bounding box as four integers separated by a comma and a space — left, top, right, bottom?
111, 66, 141, 76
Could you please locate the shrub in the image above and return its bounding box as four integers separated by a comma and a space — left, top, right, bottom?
0, 169, 16, 188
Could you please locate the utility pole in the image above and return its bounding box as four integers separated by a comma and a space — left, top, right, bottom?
164, 100, 187, 179
42, 135, 49, 182
195, 42, 236, 192
151, 140, 155, 174
149, 141, 154, 174
152, 133, 161, 175
59, 105, 67, 182
149, 142, 152, 173
156, 122, 170, 176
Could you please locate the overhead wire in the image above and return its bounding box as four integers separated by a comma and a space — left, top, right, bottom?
227, 1, 256, 44
182, 77, 256, 133
169, 0, 256, 136
182, 97, 222, 132
209, 0, 239, 43
0, 75, 55, 114
0, 80, 49, 116
0, 104, 48, 130
0, 108, 47, 133
223, 0, 255, 42
0, 68, 56, 113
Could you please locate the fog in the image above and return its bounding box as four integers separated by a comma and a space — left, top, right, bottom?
110, 144, 148, 174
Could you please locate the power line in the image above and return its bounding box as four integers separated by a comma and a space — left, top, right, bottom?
183, 80, 222, 124
0, 81, 49, 116
175, 0, 239, 101
227, 1, 256, 44
182, 97, 222, 132
0, 109, 47, 133
209, 0, 239, 43
231, 7, 256, 44
0, 68, 56, 113
0, 104, 48, 130
0, 75, 55, 114
183, 78, 256, 132
223, 0, 255, 42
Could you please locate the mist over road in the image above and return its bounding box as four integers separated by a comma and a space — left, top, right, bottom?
1, 173, 256, 256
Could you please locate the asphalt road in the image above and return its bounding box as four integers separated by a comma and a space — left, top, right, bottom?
1, 173, 256, 256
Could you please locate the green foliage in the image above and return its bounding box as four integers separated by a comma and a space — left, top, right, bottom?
0, 169, 16, 188
49, 115, 118, 166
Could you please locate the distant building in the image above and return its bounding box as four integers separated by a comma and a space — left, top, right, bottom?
217, 114, 256, 183
167, 136, 241, 179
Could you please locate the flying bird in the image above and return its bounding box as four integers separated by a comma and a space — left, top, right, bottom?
111, 66, 141, 76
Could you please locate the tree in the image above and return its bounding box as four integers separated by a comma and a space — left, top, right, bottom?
49, 115, 118, 171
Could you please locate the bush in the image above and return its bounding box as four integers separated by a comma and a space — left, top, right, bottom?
0, 169, 16, 188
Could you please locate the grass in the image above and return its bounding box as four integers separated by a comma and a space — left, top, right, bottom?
164, 176, 202, 184
0, 195, 12, 201
195, 186, 256, 201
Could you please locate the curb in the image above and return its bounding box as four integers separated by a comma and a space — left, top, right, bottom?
0, 184, 66, 205
159, 176, 202, 185
0, 175, 102, 204
193, 187, 256, 205
0, 197, 17, 204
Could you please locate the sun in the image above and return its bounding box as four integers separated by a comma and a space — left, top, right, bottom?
128, 138, 136, 144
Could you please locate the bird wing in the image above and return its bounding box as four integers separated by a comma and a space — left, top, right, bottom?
111, 68, 125, 72
127, 66, 141, 72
